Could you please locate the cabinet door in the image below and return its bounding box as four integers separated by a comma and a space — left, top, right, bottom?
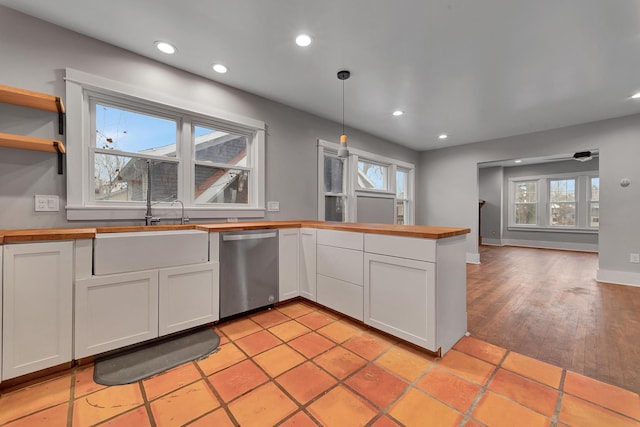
2, 241, 73, 380
364, 253, 436, 351
75, 271, 158, 358
159, 263, 219, 336
278, 229, 299, 301
299, 228, 317, 301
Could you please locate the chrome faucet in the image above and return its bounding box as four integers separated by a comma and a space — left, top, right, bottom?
144, 160, 160, 226
171, 199, 189, 224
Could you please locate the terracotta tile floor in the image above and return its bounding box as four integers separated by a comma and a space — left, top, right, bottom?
1, 300, 640, 427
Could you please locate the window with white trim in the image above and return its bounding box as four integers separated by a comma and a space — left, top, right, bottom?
508, 172, 598, 231
65, 69, 265, 221
589, 177, 599, 228
396, 168, 409, 225
317, 139, 415, 224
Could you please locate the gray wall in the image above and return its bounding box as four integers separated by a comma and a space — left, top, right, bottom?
0, 6, 419, 229
417, 114, 640, 280
478, 167, 503, 244
501, 159, 599, 249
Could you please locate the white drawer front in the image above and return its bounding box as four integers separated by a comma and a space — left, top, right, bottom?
365, 233, 436, 262
317, 274, 363, 321
317, 244, 363, 286
317, 229, 364, 251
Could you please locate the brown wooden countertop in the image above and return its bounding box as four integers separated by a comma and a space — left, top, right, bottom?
1, 228, 96, 243
0, 221, 469, 243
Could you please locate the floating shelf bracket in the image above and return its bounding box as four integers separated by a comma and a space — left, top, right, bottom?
55, 97, 65, 135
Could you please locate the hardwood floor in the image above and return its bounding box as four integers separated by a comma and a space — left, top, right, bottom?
467, 245, 640, 394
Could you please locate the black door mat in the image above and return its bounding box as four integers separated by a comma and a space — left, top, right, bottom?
93, 327, 220, 386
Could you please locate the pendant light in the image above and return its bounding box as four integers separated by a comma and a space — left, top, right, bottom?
337, 70, 351, 158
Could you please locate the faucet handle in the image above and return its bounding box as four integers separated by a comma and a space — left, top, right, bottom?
151, 217, 161, 225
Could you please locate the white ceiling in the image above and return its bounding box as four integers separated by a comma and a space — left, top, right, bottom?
3, 0, 640, 151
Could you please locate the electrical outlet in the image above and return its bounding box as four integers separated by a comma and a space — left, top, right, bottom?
35, 195, 59, 212
227, 217, 238, 222
267, 201, 280, 212
630, 253, 640, 264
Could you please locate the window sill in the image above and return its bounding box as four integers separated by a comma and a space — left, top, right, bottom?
66, 205, 266, 221
507, 226, 598, 235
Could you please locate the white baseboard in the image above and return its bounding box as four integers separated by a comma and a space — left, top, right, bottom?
502, 239, 598, 253
596, 269, 640, 287
466, 252, 480, 264
481, 238, 503, 246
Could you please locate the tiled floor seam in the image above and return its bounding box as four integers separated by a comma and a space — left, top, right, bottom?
67, 372, 75, 427
456, 350, 503, 426
551, 369, 567, 425
193, 349, 242, 427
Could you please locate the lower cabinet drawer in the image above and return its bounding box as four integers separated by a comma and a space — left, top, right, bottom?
316, 274, 363, 321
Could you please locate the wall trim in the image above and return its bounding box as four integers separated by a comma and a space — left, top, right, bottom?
596, 269, 640, 287
466, 252, 480, 264
502, 239, 598, 253
481, 238, 503, 246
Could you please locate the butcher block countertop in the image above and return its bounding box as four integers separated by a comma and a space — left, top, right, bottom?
0, 221, 470, 243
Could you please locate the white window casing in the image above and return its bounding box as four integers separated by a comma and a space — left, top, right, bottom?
317, 139, 415, 224
65, 68, 265, 221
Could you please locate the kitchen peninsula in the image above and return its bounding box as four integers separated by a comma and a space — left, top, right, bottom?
0, 221, 469, 384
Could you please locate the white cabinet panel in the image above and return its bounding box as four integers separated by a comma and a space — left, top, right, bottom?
317, 229, 363, 251
2, 242, 73, 380
317, 245, 364, 286
364, 253, 436, 351
159, 263, 219, 336
75, 270, 158, 358
279, 229, 300, 301
317, 274, 363, 321
365, 233, 436, 262
299, 228, 317, 301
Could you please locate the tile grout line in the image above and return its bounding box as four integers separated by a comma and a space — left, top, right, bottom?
137, 378, 158, 427
66, 369, 75, 427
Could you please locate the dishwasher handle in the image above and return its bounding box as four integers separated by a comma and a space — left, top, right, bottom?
222, 231, 277, 241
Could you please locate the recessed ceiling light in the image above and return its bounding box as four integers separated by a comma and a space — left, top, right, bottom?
631, 92, 640, 99
438, 134, 448, 140
295, 34, 312, 47
212, 64, 228, 74
392, 110, 404, 116
155, 41, 176, 54
514, 159, 523, 163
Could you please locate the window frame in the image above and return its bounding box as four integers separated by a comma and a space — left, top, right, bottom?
508, 171, 598, 232
317, 139, 415, 224
65, 68, 266, 221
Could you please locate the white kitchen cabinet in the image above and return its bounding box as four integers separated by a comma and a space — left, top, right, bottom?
299, 228, 317, 301
317, 274, 363, 320
2, 241, 73, 380
279, 228, 300, 301
364, 253, 436, 350
316, 230, 364, 321
75, 270, 159, 358
364, 234, 467, 354
159, 263, 219, 335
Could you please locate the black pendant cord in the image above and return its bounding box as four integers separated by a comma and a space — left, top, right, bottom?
342, 79, 345, 135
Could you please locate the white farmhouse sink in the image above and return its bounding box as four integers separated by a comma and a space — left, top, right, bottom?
94, 229, 209, 275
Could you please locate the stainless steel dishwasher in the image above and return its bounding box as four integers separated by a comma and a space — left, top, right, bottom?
220, 229, 279, 318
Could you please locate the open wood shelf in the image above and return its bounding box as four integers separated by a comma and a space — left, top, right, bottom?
0, 84, 65, 114
0, 84, 66, 174
0, 133, 65, 154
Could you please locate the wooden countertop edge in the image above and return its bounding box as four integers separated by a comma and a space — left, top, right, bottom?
0, 222, 470, 243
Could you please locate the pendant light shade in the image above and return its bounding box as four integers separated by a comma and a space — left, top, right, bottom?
337, 70, 351, 158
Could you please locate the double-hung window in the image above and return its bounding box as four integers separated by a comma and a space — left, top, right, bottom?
317, 139, 415, 224
508, 172, 598, 231
513, 180, 538, 225
323, 153, 347, 222
589, 177, 600, 227
65, 68, 265, 221
549, 178, 576, 226
396, 169, 409, 225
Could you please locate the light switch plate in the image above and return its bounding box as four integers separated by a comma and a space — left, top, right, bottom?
630, 253, 640, 264
267, 201, 280, 212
